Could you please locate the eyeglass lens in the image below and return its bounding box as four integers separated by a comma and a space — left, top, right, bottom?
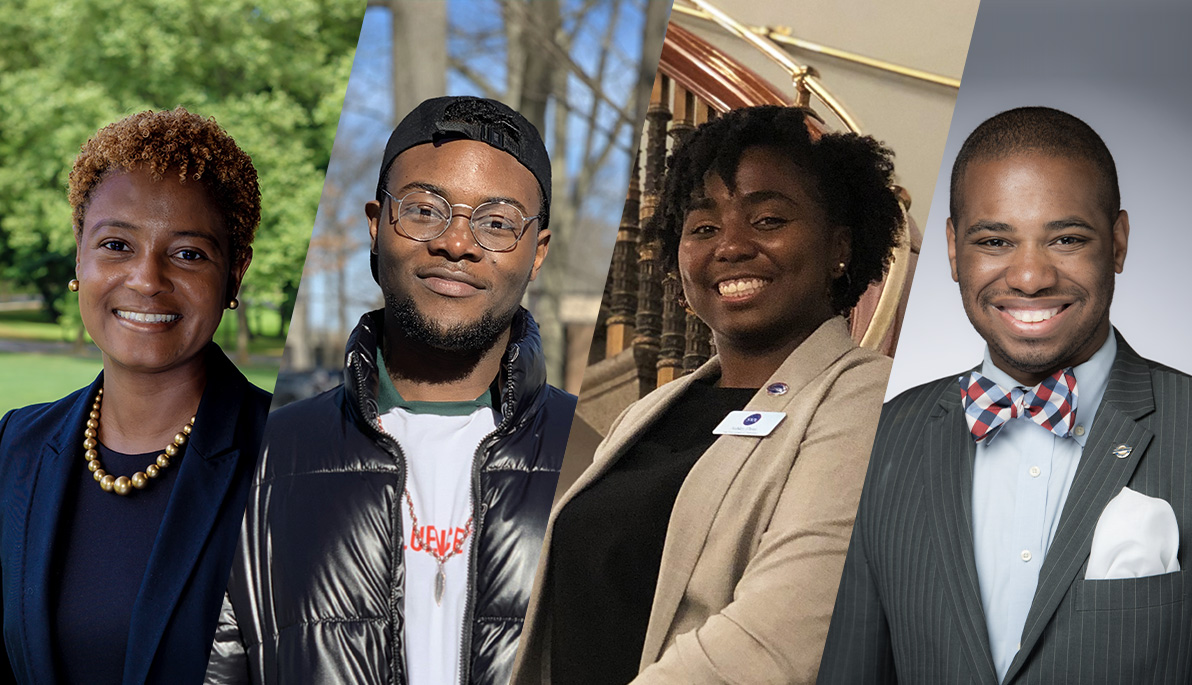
394, 191, 528, 251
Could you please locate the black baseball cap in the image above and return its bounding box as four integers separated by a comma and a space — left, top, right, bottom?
371, 96, 551, 282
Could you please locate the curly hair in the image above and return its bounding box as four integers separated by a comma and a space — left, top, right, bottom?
68, 107, 261, 266
658, 105, 903, 314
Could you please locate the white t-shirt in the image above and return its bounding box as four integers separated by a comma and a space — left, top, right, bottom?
378, 400, 497, 685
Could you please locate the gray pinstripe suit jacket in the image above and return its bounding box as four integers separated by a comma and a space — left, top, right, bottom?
818, 332, 1192, 684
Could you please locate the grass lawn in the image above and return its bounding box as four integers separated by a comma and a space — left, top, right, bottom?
0, 306, 288, 356
0, 309, 73, 342
0, 353, 103, 413
0, 352, 280, 416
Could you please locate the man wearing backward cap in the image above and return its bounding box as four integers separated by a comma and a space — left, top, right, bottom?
206, 96, 575, 685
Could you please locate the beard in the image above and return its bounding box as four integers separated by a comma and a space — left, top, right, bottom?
384, 291, 519, 354
962, 275, 1114, 378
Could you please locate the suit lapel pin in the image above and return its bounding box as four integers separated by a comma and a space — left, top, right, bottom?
766, 382, 788, 396
1112, 444, 1132, 459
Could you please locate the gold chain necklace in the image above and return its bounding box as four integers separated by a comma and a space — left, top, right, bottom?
402, 488, 473, 606
83, 387, 195, 496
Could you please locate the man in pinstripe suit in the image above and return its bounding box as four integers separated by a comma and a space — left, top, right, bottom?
819, 107, 1192, 684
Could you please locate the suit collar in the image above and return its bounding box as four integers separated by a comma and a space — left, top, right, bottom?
37, 343, 246, 462
1098, 330, 1155, 420
929, 330, 1156, 684
19, 344, 254, 683
123, 344, 253, 682
1003, 331, 1154, 683
925, 381, 999, 683
577, 316, 858, 480
20, 380, 102, 680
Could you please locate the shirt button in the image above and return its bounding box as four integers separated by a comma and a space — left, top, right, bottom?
1074, 425, 1085, 436
1029, 466, 1041, 478
1021, 549, 1032, 562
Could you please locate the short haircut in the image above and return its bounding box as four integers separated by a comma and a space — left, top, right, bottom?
69, 107, 261, 265
950, 106, 1119, 224
659, 105, 902, 314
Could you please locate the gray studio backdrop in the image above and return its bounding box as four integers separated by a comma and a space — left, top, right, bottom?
886, 0, 1192, 399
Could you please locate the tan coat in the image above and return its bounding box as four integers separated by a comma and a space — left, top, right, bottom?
512, 317, 892, 684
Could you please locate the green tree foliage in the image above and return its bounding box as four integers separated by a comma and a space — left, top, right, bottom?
0, 0, 362, 325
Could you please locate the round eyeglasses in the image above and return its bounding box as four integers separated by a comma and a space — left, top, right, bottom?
382, 189, 539, 253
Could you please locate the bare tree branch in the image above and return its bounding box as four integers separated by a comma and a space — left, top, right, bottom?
447, 57, 505, 100
501, 0, 639, 132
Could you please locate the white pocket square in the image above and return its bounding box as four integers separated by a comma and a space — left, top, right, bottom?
1087, 486, 1180, 580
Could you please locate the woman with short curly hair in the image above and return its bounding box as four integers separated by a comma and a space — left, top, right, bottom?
0, 107, 271, 683
514, 105, 904, 684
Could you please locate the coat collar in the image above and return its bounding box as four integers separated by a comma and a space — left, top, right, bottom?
925, 330, 1155, 684
20, 381, 100, 681
548, 316, 859, 665
586, 316, 860, 478
644, 317, 861, 663
19, 344, 256, 683
1003, 332, 1153, 683
342, 307, 548, 430
924, 377, 998, 682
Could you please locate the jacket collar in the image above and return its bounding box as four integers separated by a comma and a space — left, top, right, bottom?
639, 316, 860, 663
342, 307, 548, 430
20, 344, 254, 683
38, 344, 250, 461
584, 316, 859, 476
924, 329, 1156, 684
1004, 331, 1154, 683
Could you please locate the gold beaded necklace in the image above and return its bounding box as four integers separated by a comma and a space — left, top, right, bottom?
82, 387, 195, 496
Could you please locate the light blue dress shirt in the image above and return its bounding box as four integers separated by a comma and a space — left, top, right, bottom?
970, 333, 1117, 682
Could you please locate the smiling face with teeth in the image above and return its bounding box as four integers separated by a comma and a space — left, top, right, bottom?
947, 153, 1129, 386
678, 146, 849, 368
76, 168, 248, 378
366, 140, 549, 355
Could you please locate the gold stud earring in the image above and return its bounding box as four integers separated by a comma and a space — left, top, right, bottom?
68, 279, 80, 292
228, 298, 239, 310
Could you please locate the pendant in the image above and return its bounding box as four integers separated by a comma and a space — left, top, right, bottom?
435, 561, 446, 606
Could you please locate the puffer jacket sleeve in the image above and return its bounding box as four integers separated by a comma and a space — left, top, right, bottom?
203, 590, 250, 684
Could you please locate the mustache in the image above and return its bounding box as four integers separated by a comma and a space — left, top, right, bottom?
977, 287, 1086, 304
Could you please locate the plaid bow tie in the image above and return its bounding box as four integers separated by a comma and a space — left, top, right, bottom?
959, 368, 1078, 444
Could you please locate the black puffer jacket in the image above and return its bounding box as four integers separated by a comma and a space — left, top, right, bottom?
206, 309, 575, 685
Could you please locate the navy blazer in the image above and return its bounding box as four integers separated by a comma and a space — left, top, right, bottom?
0, 345, 269, 684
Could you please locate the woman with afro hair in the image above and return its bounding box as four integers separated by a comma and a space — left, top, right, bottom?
514, 105, 904, 684
0, 107, 270, 683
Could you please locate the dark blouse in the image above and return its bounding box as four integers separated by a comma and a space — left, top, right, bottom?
51, 442, 179, 683
549, 377, 755, 684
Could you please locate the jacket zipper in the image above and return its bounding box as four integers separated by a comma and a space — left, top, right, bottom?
350, 354, 410, 685
457, 344, 520, 685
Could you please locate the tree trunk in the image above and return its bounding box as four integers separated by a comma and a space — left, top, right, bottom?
390, 0, 446, 116
513, 0, 565, 385
287, 287, 314, 372
638, 0, 671, 128
237, 304, 251, 366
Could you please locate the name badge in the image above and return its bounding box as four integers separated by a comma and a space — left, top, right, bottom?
713, 410, 786, 437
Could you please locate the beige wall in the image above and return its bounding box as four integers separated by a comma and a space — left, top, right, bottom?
675, 0, 980, 230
